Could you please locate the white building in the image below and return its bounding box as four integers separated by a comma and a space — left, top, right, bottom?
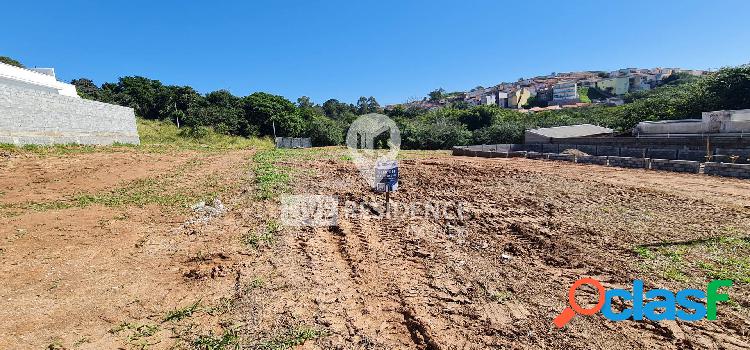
551, 81, 579, 104
0, 62, 78, 97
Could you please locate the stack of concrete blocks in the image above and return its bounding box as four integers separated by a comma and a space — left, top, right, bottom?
576, 155, 608, 165
526, 151, 544, 159
607, 156, 648, 169
704, 162, 750, 179
649, 159, 701, 173
547, 154, 575, 162
0, 83, 139, 145
275, 137, 312, 149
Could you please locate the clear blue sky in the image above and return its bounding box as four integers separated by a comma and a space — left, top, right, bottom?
3, 0, 749, 105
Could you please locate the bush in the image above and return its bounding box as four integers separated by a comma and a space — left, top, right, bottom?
401, 118, 471, 149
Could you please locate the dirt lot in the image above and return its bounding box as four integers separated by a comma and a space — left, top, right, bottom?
0, 147, 749, 349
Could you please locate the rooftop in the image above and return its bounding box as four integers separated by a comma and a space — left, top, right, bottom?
526, 124, 614, 138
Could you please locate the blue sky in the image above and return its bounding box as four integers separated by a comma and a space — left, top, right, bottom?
3, 0, 749, 105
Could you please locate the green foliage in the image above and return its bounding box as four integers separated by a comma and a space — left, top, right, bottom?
191, 329, 239, 350
306, 114, 344, 146
137, 119, 272, 150
163, 301, 201, 322
253, 149, 291, 200
256, 327, 327, 350
429, 88, 446, 101
243, 92, 304, 137
65, 65, 750, 150
401, 117, 471, 149
0, 56, 24, 68
578, 87, 591, 103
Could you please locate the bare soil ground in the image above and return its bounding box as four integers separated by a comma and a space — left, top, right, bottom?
1, 148, 749, 349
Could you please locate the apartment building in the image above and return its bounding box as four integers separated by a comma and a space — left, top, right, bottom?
551, 81, 579, 104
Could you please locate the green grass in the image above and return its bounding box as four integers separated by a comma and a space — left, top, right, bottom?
109, 322, 161, 349
256, 327, 327, 350
137, 119, 273, 151
0, 119, 273, 155
253, 150, 292, 200
191, 330, 239, 350
163, 300, 201, 322
242, 221, 281, 249
635, 231, 750, 284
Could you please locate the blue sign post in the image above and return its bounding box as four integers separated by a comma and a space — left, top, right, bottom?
374, 160, 398, 212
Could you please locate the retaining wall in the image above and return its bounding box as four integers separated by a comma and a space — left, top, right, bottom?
547, 154, 575, 162
0, 83, 139, 145
607, 156, 648, 169
576, 155, 608, 165
704, 162, 750, 179
649, 159, 701, 173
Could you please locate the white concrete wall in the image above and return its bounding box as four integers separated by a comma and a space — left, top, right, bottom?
0, 83, 139, 145
0, 61, 79, 97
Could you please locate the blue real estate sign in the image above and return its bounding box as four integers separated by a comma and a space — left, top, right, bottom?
374, 160, 398, 192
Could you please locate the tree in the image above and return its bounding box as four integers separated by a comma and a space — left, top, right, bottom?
297, 96, 315, 109
0, 56, 23, 68
429, 88, 446, 101
242, 92, 304, 137
322, 99, 355, 120
207, 90, 246, 133
71, 78, 101, 100
306, 113, 344, 146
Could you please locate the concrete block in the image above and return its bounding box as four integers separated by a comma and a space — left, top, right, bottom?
576, 155, 608, 165
647, 148, 678, 160
619, 148, 647, 158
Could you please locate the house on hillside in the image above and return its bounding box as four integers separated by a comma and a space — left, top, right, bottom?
595, 77, 629, 96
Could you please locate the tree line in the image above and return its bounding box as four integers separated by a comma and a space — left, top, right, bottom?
59, 64, 750, 149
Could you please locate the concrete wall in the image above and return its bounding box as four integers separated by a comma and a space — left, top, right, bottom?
452, 145, 750, 180
275, 137, 312, 148
650, 159, 700, 173
704, 163, 750, 179
607, 156, 648, 169
0, 62, 78, 97
0, 83, 139, 145
576, 155, 608, 165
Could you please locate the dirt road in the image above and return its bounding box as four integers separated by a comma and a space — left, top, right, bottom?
0, 148, 748, 349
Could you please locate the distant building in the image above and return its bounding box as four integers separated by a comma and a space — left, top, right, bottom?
629, 74, 651, 92
508, 87, 532, 109
480, 91, 508, 107
552, 81, 579, 104
525, 124, 614, 143
595, 77, 630, 95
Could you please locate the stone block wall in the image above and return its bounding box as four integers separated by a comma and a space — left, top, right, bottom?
619, 148, 647, 158
650, 159, 700, 173
547, 154, 575, 162
608, 156, 648, 169
576, 155, 608, 165
0, 83, 139, 145
704, 162, 750, 179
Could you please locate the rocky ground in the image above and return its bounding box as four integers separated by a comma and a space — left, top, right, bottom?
0, 147, 748, 349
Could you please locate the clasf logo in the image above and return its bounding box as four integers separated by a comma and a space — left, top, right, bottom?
553, 278, 733, 328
